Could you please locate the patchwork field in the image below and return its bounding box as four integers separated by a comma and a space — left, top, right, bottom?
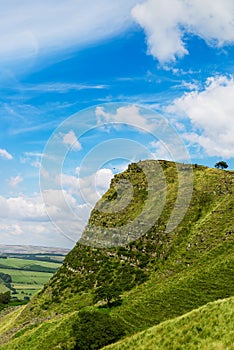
0, 256, 63, 300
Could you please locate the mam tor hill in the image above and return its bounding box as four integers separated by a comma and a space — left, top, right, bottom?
0, 160, 233, 350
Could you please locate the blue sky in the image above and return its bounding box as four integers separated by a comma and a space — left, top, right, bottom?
1, 0, 234, 248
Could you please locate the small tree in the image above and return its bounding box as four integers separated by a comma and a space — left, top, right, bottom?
0, 291, 11, 304
215, 161, 228, 170
93, 283, 121, 307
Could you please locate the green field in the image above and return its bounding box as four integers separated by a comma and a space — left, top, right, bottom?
0, 257, 61, 300
0, 257, 60, 271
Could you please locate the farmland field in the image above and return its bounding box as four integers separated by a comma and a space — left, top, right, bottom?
0, 255, 63, 300
0, 257, 60, 272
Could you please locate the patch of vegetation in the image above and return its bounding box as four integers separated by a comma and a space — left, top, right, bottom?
72, 310, 125, 350
0, 292, 11, 310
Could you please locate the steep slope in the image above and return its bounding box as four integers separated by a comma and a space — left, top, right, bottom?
0, 160, 233, 349
104, 296, 234, 350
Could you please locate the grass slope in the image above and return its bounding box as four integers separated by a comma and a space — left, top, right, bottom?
104, 297, 234, 350
0, 311, 76, 350
0, 161, 233, 349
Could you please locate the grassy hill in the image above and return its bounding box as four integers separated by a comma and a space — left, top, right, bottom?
0, 160, 233, 349
104, 296, 234, 350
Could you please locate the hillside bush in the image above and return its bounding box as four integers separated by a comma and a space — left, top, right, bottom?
72, 310, 125, 350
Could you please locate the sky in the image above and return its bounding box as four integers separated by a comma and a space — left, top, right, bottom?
0, 0, 234, 248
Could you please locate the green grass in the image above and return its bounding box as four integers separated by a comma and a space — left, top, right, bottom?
0, 310, 77, 350
104, 297, 234, 350
110, 241, 234, 332
0, 306, 27, 336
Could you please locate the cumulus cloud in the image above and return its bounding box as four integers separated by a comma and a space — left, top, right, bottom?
62, 130, 82, 151
0, 220, 69, 247
0, 194, 46, 220
60, 168, 114, 207
168, 75, 234, 158
0, 190, 87, 247
0, 148, 13, 160
150, 141, 173, 161
42, 171, 114, 243
0, 164, 116, 247
96, 105, 155, 131
132, 0, 234, 64
0, 0, 139, 65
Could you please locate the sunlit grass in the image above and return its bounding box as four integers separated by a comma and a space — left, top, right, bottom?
104, 297, 234, 350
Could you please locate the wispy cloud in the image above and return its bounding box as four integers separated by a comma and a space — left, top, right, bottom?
0, 0, 139, 67
10, 120, 59, 136
9, 175, 23, 187
0, 148, 13, 160
20, 82, 108, 93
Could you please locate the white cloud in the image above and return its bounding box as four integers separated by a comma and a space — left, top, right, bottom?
0, 190, 86, 247
0, 0, 139, 66
0, 194, 46, 220
168, 75, 234, 158
60, 168, 114, 207
132, 0, 234, 64
9, 175, 23, 187
0, 148, 13, 160
96, 105, 155, 131
21, 151, 43, 168
22, 83, 107, 93
150, 141, 173, 161
0, 223, 23, 236
0, 219, 71, 248
62, 130, 82, 151
95, 168, 114, 194
39, 167, 115, 244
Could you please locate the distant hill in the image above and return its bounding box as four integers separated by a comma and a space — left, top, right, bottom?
0, 245, 70, 256
0, 160, 233, 349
